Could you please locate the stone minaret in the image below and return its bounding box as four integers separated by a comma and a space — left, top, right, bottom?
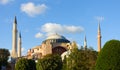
84, 35, 87, 50
97, 22, 102, 52
11, 16, 18, 58
18, 32, 22, 57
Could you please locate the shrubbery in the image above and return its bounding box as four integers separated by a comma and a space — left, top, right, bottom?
36, 54, 62, 70
15, 48, 98, 70
63, 48, 98, 70
0, 48, 10, 70
96, 40, 120, 70
15, 58, 36, 70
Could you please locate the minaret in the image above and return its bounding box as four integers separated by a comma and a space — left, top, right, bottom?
97, 22, 102, 52
84, 35, 87, 50
11, 16, 18, 58
18, 32, 22, 57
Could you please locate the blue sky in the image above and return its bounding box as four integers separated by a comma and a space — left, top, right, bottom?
0, 0, 120, 55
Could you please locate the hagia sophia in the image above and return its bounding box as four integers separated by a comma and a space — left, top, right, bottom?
11, 16, 101, 67
27, 33, 76, 59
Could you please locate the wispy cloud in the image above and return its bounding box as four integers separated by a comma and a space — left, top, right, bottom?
41, 23, 84, 34
35, 32, 43, 38
35, 23, 84, 38
20, 2, 47, 17
95, 16, 104, 22
0, 0, 13, 5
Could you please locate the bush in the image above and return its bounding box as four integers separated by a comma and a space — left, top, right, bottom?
64, 48, 98, 70
0, 48, 10, 70
96, 40, 120, 70
15, 58, 36, 70
28, 59, 36, 70
36, 54, 62, 70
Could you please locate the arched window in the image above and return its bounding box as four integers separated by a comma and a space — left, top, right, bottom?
52, 46, 67, 55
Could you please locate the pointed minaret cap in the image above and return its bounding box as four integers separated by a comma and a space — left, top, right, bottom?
98, 22, 101, 33
84, 35, 87, 49
84, 35, 87, 42
14, 16, 17, 24
19, 32, 21, 38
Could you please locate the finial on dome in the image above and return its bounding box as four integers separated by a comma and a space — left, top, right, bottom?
55, 33, 58, 35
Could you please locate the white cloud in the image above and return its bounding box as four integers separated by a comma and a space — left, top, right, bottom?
21, 47, 25, 52
35, 32, 44, 38
65, 26, 83, 33
35, 23, 84, 39
21, 2, 47, 17
95, 16, 104, 22
0, 0, 13, 5
21, 47, 27, 56
41, 23, 84, 34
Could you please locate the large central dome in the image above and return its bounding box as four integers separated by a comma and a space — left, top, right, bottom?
43, 33, 70, 43
46, 33, 66, 40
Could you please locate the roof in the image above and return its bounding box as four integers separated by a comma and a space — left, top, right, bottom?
32, 45, 41, 49
46, 33, 66, 40
43, 33, 70, 43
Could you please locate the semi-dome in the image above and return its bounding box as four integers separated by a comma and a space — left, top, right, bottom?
43, 33, 70, 43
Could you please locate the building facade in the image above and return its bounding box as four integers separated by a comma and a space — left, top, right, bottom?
27, 33, 76, 59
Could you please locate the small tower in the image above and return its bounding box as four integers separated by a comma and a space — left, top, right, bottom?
97, 22, 102, 52
84, 35, 87, 50
11, 16, 18, 58
18, 32, 22, 57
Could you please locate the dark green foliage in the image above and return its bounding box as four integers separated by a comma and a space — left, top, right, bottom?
36, 54, 62, 70
96, 40, 120, 70
15, 58, 29, 70
0, 48, 10, 69
15, 58, 36, 70
28, 59, 36, 70
63, 48, 98, 70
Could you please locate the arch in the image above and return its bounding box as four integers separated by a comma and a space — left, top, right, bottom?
52, 46, 67, 55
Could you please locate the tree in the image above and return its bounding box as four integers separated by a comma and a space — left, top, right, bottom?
63, 48, 98, 70
28, 59, 36, 70
96, 40, 120, 70
15, 58, 36, 70
0, 48, 10, 70
36, 54, 62, 70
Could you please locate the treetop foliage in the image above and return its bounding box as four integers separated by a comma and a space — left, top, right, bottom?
36, 54, 62, 70
15, 58, 36, 70
63, 48, 98, 70
0, 48, 10, 70
0, 48, 10, 58
96, 40, 120, 70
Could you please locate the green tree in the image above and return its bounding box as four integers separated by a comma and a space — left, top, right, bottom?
15, 58, 36, 70
63, 48, 97, 70
36, 54, 62, 70
0, 48, 10, 69
96, 40, 120, 70
28, 59, 36, 70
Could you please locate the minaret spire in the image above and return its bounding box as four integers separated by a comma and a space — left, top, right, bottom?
18, 32, 22, 57
14, 16, 17, 24
98, 21, 101, 34
11, 16, 18, 58
97, 21, 102, 52
84, 35, 87, 50
19, 32, 21, 38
